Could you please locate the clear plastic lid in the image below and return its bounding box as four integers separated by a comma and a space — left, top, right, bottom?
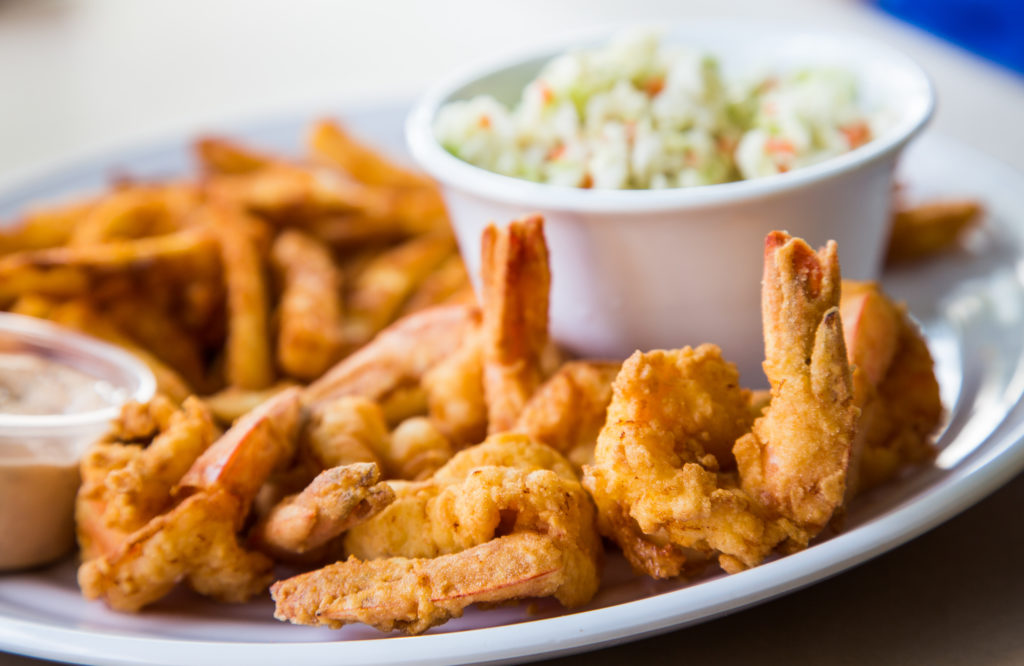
0, 312, 156, 437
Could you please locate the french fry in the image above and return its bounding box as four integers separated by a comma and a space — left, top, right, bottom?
3, 119, 460, 407
0, 228, 218, 304
205, 165, 344, 220
302, 214, 409, 249
886, 199, 983, 264
0, 226, 216, 273
8, 294, 56, 319
344, 232, 456, 346
307, 119, 434, 189
211, 164, 445, 234
100, 298, 209, 391
0, 199, 96, 255
400, 252, 470, 316
0, 267, 89, 305
270, 229, 345, 381
203, 202, 275, 389
195, 137, 276, 175
202, 381, 298, 425
69, 184, 197, 246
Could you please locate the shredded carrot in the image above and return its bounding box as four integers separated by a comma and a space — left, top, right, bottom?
478, 114, 491, 129
840, 121, 871, 149
547, 144, 566, 160
539, 82, 554, 105
765, 137, 795, 154
643, 76, 665, 97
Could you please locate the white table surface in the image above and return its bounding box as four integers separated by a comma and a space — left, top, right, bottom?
1, 1, 1023, 664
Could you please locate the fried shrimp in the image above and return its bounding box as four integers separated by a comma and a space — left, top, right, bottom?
272, 434, 600, 634
251, 462, 395, 558
77, 389, 303, 611
514, 360, 622, 469
481, 215, 551, 433
733, 232, 857, 532
840, 280, 942, 494
304, 303, 481, 405
76, 396, 220, 561
272, 532, 571, 634
584, 232, 858, 577
422, 329, 487, 448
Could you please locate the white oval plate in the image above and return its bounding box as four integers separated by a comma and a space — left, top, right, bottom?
2, 105, 1024, 666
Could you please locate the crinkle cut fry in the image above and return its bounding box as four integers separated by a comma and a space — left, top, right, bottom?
481, 214, 550, 433
272, 532, 566, 634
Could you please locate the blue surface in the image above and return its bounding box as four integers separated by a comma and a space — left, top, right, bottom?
877, 0, 1024, 75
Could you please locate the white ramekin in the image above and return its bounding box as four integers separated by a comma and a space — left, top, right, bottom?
407, 22, 934, 383
0, 313, 156, 570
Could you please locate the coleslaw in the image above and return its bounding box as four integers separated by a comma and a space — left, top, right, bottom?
435, 30, 879, 189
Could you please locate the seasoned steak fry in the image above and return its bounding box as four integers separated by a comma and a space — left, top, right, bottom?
271, 229, 345, 380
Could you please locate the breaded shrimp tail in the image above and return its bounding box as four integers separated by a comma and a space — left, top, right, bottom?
735, 232, 857, 533
481, 214, 551, 433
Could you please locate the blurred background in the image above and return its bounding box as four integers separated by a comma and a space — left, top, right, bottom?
0, 0, 1022, 179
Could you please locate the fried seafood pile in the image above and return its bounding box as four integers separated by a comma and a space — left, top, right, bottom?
70, 214, 943, 634
2, 122, 946, 634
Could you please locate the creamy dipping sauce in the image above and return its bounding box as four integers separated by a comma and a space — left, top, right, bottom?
0, 313, 154, 570
0, 352, 128, 569
0, 352, 125, 416
0, 444, 82, 570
